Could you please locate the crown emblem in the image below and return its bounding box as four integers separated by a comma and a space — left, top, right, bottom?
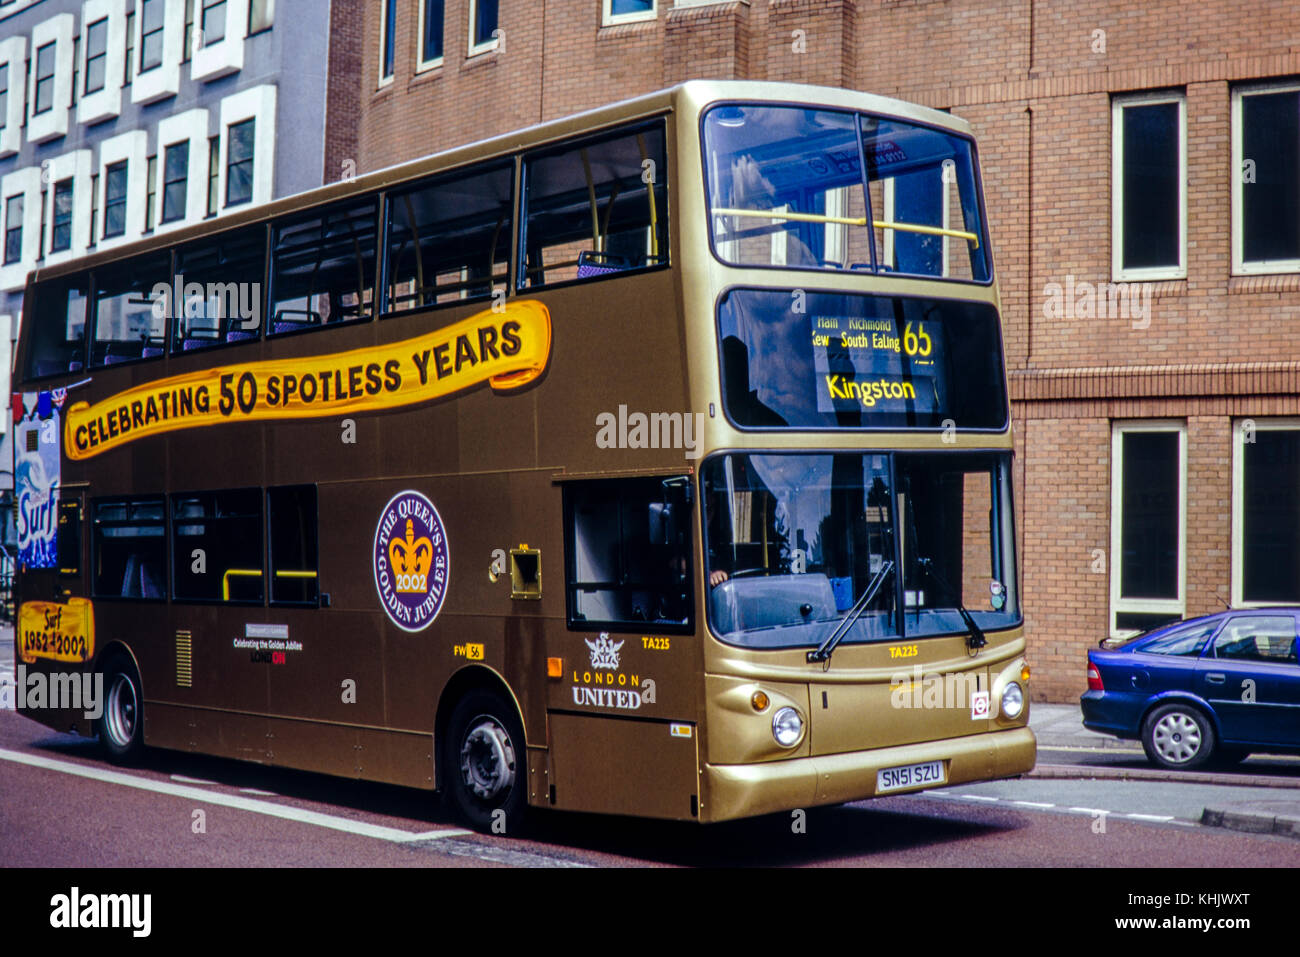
585, 633, 623, 670
389, 518, 434, 591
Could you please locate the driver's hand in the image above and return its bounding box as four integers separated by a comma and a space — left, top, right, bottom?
709, 570, 730, 587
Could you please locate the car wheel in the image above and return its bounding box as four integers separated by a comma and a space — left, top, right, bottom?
442, 690, 528, 834
98, 657, 144, 764
1141, 703, 1214, 770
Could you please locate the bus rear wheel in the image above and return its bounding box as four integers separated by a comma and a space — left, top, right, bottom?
98, 657, 144, 764
443, 690, 527, 834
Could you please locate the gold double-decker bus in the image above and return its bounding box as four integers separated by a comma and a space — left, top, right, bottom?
13, 81, 1034, 829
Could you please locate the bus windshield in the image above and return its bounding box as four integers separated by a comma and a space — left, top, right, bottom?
701, 451, 1018, 649
704, 104, 990, 282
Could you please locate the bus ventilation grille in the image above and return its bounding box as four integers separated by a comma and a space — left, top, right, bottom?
175, 631, 193, 688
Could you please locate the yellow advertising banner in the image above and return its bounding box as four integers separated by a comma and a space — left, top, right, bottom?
64, 300, 552, 460
18, 598, 95, 664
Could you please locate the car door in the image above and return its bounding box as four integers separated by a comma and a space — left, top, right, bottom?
1196, 612, 1300, 748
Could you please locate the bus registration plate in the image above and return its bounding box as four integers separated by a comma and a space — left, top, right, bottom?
876, 760, 945, 793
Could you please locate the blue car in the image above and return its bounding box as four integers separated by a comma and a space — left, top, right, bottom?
1080, 609, 1300, 769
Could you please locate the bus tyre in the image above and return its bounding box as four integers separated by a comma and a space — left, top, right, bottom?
98, 657, 144, 764
1141, 703, 1214, 770
443, 691, 527, 834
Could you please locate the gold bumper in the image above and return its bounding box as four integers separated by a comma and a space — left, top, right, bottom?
700, 726, 1036, 823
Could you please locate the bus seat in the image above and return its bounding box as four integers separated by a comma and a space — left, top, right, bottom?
182, 338, 211, 351
226, 330, 256, 343
710, 573, 836, 635
142, 346, 164, 358
104, 353, 132, 365
69, 360, 83, 372
139, 562, 164, 600
576, 251, 631, 278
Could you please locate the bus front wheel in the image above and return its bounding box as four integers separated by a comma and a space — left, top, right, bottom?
442, 690, 527, 834
98, 657, 144, 764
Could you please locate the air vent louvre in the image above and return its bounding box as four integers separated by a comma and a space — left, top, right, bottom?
175, 630, 192, 688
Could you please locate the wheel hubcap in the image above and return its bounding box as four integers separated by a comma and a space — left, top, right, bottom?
105, 674, 136, 748
459, 716, 516, 801
1153, 712, 1201, 763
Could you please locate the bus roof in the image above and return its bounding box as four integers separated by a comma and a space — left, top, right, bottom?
26, 80, 970, 286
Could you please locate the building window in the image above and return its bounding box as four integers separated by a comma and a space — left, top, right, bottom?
379, 0, 395, 83
33, 41, 56, 115
104, 161, 128, 238
1233, 419, 1300, 605
124, 10, 135, 84
201, 0, 227, 46
1112, 93, 1186, 281
603, 0, 656, 25
182, 0, 194, 62
468, 0, 498, 54
226, 117, 254, 206
419, 0, 444, 67
3, 194, 21, 264
0, 63, 8, 131
206, 135, 219, 215
1233, 83, 1300, 274
88, 172, 99, 247
85, 17, 108, 94
51, 179, 73, 253
248, 0, 274, 34
162, 141, 189, 223
1110, 421, 1186, 636
144, 154, 157, 230
141, 0, 166, 73
71, 37, 80, 106
37, 187, 47, 259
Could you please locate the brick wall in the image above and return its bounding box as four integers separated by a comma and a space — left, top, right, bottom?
352, 0, 1300, 700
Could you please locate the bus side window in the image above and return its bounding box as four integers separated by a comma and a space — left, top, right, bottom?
91, 252, 170, 367
24, 274, 88, 379
383, 163, 513, 315
268, 485, 318, 605
171, 489, 264, 603
519, 122, 669, 288
91, 497, 166, 600
172, 225, 267, 352
563, 476, 692, 632
270, 197, 378, 336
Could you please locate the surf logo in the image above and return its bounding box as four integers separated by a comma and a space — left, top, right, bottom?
373, 491, 449, 632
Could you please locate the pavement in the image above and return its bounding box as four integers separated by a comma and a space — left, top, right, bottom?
0, 626, 1295, 840
1029, 700, 1300, 840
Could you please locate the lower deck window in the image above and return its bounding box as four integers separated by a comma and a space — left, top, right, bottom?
172, 488, 264, 602
92, 498, 166, 599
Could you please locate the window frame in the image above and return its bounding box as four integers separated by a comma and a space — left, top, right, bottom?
1111, 91, 1187, 282
201, 0, 227, 48
161, 140, 190, 224
1110, 420, 1187, 638
90, 495, 169, 602
602, 0, 657, 26
1231, 416, 1300, 607
3, 193, 22, 265
103, 160, 128, 239
170, 487, 266, 606
33, 40, 57, 116
267, 484, 320, 607
378, 0, 395, 86
417, 0, 444, 71
84, 16, 109, 95
0, 61, 8, 132
225, 117, 255, 208
50, 178, 73, 253
467, 0, 499, 57
1231, 80, 1300, 276
140, 0, 165, 74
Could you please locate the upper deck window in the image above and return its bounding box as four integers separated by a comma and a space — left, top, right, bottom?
92, 251, 170, 367
172, 226, 266, 352
519, 123, 669, 289
270, 196, 378, 335
384, 162, 512, 314
703, 104, 990, 283
24, 274, 88, 380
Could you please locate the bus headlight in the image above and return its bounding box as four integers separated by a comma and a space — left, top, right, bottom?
772, 707, 803, 747
1001, 683, 1024, 719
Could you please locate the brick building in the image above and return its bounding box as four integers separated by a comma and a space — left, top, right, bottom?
343, 0, 1300, 701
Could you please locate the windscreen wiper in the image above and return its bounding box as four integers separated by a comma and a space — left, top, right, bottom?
808, 560, 894, 664
916, 557, 987, 651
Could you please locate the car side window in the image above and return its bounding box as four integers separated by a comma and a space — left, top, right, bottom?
1140, 622, 1214, 656
1212, 616, 1299, 665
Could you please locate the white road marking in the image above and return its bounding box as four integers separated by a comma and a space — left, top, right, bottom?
957, 794, 1000, 802
170, 774, 219, 786
1012, 800, 1055, 808
1126, 813, 1174, 822
1067, 807, 1110, 815
0, 747, 471, 844
1036, 744, 1145, 754
240, 788, 276, 796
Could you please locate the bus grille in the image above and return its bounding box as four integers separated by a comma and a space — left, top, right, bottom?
175, 631, 193, 688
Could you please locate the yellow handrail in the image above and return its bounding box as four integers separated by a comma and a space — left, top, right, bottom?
222, 568, 262, 601
710, 206, 979, 248
274, 570, 317, 579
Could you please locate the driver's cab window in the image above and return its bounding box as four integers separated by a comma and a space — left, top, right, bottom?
1213, 616, 1299, 665
564, 476, 692, 633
